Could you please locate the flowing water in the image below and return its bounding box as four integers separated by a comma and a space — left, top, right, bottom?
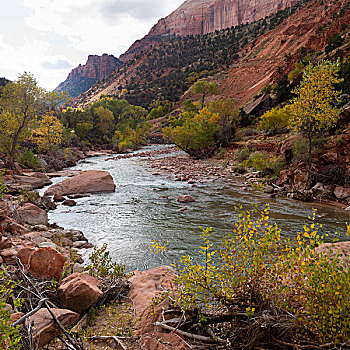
44, 145, 350, 272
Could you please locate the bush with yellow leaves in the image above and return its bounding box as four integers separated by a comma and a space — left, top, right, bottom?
153, 206, 350, 346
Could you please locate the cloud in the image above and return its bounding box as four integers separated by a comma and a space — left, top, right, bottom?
98, 0, 174, 23
2, 0, 184, 90
42, 59, 72, 70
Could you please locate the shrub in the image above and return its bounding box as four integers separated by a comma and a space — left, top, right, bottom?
235, 147, 250, 162
168, 206, 350, 346
84, 243, 126, 282
18, 149, 43, 171
0, 269, 22, 349
242, 151, 278, 172
259, 105, 291, 133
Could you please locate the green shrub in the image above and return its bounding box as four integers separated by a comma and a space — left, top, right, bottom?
242, 151, 277, 171
235, 147, 250, 162
84, 243, 126, 282
18, 149, 43, 171
0, 269, 22, 349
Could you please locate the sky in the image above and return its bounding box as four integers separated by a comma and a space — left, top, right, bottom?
0, 0, 184, 91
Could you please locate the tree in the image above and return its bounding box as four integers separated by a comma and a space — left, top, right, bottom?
289, 60, 342, 178
163, 107, 220, 159
94, 106, 114, 133
31, 113, 64, 152
260, 105, 291, 134
0, 72, 68, 167
208, 98, 238, 146
191, 81, 219, 108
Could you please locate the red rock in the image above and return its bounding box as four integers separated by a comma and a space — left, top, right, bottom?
53, 193, 65, 202
0, 237, 12, 251
58, 273, 103, 313
10, 312, 25, 324
139, 331, 192, 350
121, 0, 297, 61
56, 54, 122, 98
0, 248, 18, 265
45, 170, 115, 196
18, 247, 36, 269
62, 199, 76, 207
316, 242, 350, 268
28, 247, 66, 281
129, 266, 177, 334
177, 195, 195, 203
17, 203, 48, 226
334, 186, 350, 201
31, 308, 79, 348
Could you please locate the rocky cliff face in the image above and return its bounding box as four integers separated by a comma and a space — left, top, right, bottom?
120, 0, 299, 61
56, 54, 122, 98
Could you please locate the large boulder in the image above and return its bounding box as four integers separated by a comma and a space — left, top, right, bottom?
17, 203, 48, 226
31, 308, 79, 348
129, 266, 177, 335
58, 273, 103, 313
280, 134, 303, 163
45, 170, 115, 196
334, 186, 350, 201
4, 173, 52, 192
316, 241, 350, 268
28, 247, 66, 280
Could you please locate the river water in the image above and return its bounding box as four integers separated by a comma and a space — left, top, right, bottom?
44, 145, 350, 272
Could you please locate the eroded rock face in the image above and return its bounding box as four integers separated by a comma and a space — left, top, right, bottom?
17, 203, 48, 226
45, 170, 115, 196
56, 54, 122, 98
31, 308, 79, 348
121, 0, 299, 61
58, 273, 103, 313
28, 247, 66, 281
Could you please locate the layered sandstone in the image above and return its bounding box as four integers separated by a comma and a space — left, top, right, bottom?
56, 54, 122, 98
120, 0, 299, 61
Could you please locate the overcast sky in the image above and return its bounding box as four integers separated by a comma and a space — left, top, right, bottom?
0, 0, 184, 91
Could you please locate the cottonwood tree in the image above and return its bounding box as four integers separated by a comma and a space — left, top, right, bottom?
289, 60, 342, 180
191, 81, 219, 108
0, 72, 69, 168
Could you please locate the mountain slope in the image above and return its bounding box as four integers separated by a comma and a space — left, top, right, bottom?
56, 54, 122, 98
75, 0, 350, 110
120, 0, 299, 62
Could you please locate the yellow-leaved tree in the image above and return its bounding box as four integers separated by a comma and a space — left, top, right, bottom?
0, 72, 69, 167
31, 113, 64, 152
289, 60, 342, 173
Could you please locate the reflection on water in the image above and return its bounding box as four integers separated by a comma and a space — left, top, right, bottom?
46, 145, 350, 272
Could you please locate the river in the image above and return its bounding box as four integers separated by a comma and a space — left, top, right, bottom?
43, 145, 350, 272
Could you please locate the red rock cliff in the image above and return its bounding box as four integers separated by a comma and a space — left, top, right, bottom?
120, 0, 299, 61
56, 54, 122, 97
66, 54, 121, 81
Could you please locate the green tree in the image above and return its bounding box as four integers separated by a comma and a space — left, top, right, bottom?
289, 60, 342, 177
208, 98, 238, 146
191, 81, 219, 108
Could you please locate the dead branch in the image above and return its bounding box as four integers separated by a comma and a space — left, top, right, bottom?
155, 321, 226, 344
90, 335, 128, 350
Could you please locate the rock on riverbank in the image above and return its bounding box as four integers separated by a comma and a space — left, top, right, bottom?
45, 170, 116, 196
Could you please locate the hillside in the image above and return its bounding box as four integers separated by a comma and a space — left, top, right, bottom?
120, 0, 300, 62
75, 3, 300, 108
75, 0, 350, 110
55, 54, 122, 98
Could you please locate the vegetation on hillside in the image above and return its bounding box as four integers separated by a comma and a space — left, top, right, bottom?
78, 1, 310, 109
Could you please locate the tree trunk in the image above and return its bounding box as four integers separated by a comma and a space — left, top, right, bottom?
307, 132, 312, 188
